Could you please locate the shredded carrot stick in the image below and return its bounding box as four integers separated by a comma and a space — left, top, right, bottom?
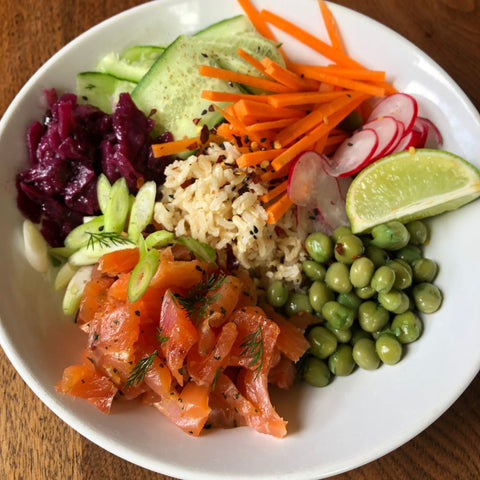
261, 57, 319, 91
271, 94, 368, 171
237, 0, 279, 43
258, 180, 288, 203
267, 89, 353, 108
213, 104, 255, 140
260, 9, 364, 69
237, 48, 268, 75
198, 64, 292, 93
289, 64, 386, 97
236, 148, 287, 169
260, 162, 291, 182
245, 117, 299, 132
276, 91, 364, 147
305, 64, 387, 82
201, 90, 269, 104
314, 134, 328, 154
318, 0, 344, 52
152, 136, 201, 157
233, 99, 306, 124
265, 192, 293, 224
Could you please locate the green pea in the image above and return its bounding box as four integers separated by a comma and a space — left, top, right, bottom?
395, 245, 423, 265
370, 221, 410, 250
305, 232, 333, 263
412, 282, 442, 314
337, 291, 362, 313
387, 259, 413, 290
412, 258, 438, 283
302, 260, 326, 281
326, 324, 352, 343
406, 220, 428, 245
352, 338, 380, 370
371, 265, 396, 293
378, 289, 410, 314
325, 262, 352, 294
332, 225, 352, 243
365, 245, 390, 268
308, 326, 338, 359
391, 311, 423, 343
350, 257, 375, 288
321, 301, 355, 330
351, 326, 372, 345
267, 280, 289, 308
303, 356, 331, 387
328, 344, 355, 376
285, 292, 313, 317
375, 334, 403, 365
355, 285, 376, 299
358, 301, 390, 333
334, 234, 364, 264
308, 281, 335, 313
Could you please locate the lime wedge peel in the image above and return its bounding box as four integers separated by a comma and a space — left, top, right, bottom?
346, 149, 480, 233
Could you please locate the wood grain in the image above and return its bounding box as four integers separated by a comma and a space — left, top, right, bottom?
1, 1, 479, 479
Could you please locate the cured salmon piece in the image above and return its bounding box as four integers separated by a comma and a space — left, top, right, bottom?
77, 275, 114, 325
159, 289, 198, 386
55, 363, 118, 414
204, 275, 242, 328
98, 247, 139, 276
233, 268, 258, 308
153, 381, 211, 436
268, 353, 297, 390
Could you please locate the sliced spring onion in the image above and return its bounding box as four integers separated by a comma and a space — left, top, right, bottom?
64, 215, 105, 250
137, 234, 148, 260
49, 246, 77, 259
62, 265, 94, 315
104, 177, 130, 233
176, 236, 217, 264
23, 219, 49, 273
55, 262, 79, 291
97, 173, 112, 214
145, 230, 175, 249
69, 242, 135, 266
127, 181, 157, 243
127, 248, 160, 303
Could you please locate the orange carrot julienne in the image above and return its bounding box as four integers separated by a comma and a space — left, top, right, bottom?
267, 89, 354, 108
233, 99, 306, 124
265, 192, 293, 224
261, 57, 319, 91
289, 64, 386, 97
323, 65, 386, 82
245, 117, 299, 132
213, 104, 257, 141
260, 9, 364, 69
198, 64, 292, 93
236, 0, 279, 43
152, 136, 201, 157
271, 93, 368, 171
276, 91, 364, 147
237, 48, 268, 75
260, 162, 290, 182
201, 90, 270, 104
236, 148, 287, 169
258, 180, 288, 203
318, 0, 344, 53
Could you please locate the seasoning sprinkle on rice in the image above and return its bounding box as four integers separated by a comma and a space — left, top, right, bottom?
154, 142, 306, 287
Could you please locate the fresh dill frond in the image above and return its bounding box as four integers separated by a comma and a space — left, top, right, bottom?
125, 350, 157, 387
156, 327, 169, 346
239, 324, 264, 378
176, 273, 226, 324
86, 231, 135, 250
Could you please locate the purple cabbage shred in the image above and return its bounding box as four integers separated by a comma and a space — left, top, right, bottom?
16, 89, 172, 247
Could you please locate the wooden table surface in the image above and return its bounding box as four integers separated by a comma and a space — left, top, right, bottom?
1, 1, 479, 479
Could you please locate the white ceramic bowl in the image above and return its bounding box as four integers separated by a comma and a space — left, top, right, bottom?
1, 1, 480, 479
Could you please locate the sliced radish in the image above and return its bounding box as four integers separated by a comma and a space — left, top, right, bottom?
415, 116, 443, 146
367, 93, 418, 133
324, 128, 379, 177
361, 116, 399, 161
288, 151, 350, 236
384, 119, 405, 155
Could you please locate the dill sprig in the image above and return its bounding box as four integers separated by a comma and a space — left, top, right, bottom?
239, 324, 264, 378
176, 273, 226, 324
125, 350, 157, 387
86, 231, 135, 250
156, 327, 169, 346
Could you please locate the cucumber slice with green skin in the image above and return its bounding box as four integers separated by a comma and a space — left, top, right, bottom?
97, 46, 164, 83
76, 72, 136, 113
132, 34, 244, 139
194, 14, 258, 38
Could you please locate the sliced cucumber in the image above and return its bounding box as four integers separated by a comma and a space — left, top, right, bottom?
97, 45, 164, 83
131, 34, 244, 139
194, 14, 258, 38
76, 72, 136, 113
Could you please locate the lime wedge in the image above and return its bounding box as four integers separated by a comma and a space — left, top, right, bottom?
346, 149, 480, 233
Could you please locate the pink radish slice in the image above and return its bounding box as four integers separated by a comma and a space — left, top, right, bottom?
361, 116, 399, 161
367, 93, 418, 133
384, 119, 405, 155
395, 126, 425, 151
288, 151, 351, 236
415, 116, 443, 145
324, 128, 379, 177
